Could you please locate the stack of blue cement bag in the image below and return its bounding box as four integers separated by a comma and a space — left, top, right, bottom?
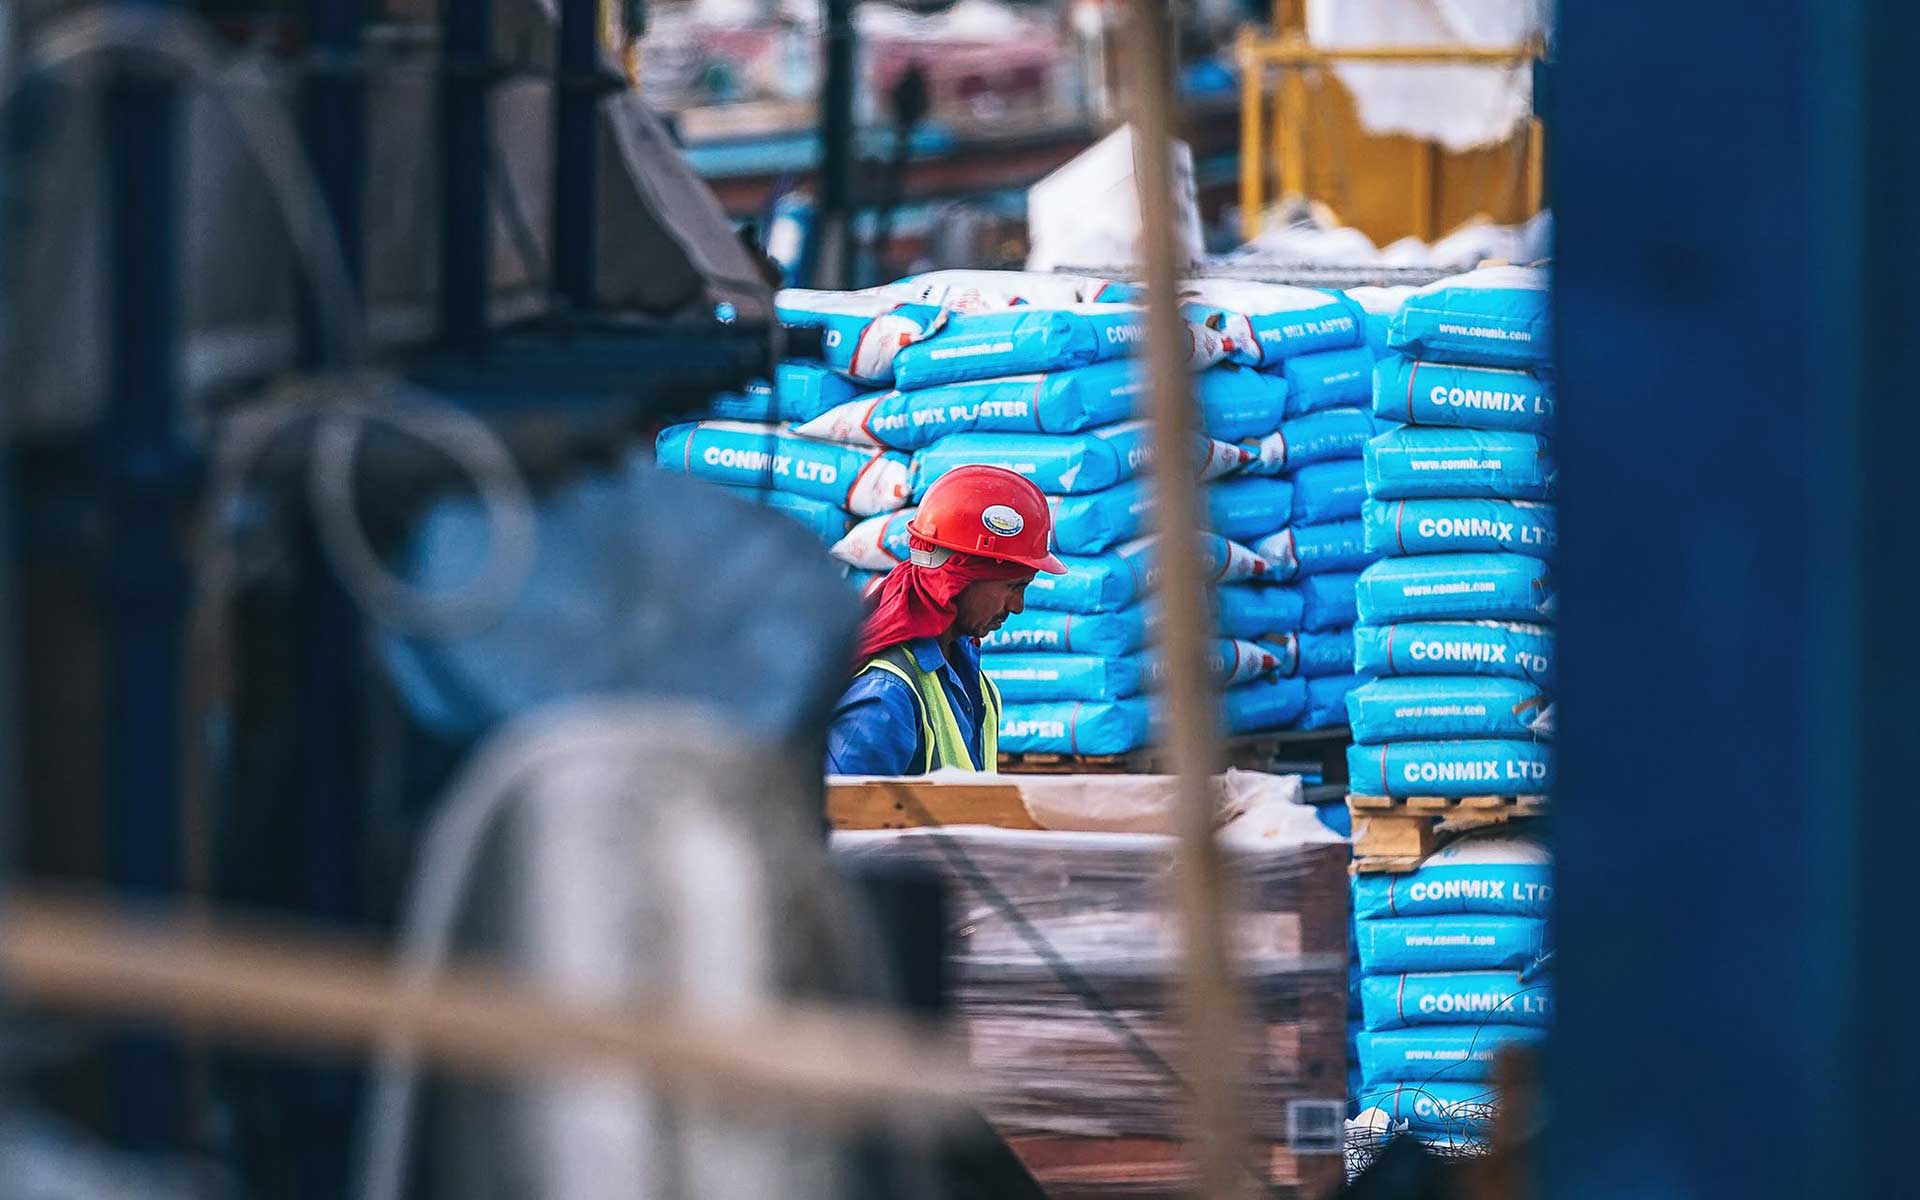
1348, 827, 1553, 1143
1340, 264, 1556, 1143
1345, 265, 1557, 800
653, 268, 1417, 756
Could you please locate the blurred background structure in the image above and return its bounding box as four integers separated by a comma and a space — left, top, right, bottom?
4, 0, 1920, 1198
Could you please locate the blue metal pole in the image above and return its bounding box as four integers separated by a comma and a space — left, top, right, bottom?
441, 0, 491, 348
299, 0, 365, 364
105, 0, 189, 1150
553, 0, 598, 309
290, 7, 370, 1194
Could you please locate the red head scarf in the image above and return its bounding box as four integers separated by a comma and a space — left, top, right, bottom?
852, 535, 1035, 663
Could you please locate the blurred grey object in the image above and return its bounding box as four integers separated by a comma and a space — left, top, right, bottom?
356, 701, 881, 1200
5, 0, 774, 441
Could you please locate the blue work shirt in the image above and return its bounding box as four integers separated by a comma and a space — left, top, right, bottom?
826, 637, 991, 775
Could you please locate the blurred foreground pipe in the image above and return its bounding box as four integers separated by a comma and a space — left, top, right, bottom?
0, 892, 973, 1124
440, 0, 491, 347
554, 0, 599, 308
1120, 1, 1252, 1196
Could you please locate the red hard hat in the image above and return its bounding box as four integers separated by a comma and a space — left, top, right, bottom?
908, 465, 1067, 574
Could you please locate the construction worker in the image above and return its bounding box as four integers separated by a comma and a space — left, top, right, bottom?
827, 466, 1066, 775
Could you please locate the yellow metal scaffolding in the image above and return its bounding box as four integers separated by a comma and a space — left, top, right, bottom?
1235, 26, 1545, 244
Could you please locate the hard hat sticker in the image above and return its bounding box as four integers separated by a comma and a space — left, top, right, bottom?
981, 504, 1025, 537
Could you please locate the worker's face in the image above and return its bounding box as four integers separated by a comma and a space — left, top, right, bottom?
953, 573, 1035, 639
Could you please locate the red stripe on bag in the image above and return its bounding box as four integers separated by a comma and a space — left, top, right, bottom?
1405, 361, 1421, 425
844, 451, 887, 511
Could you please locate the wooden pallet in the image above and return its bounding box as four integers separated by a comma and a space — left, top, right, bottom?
1346, 794, 1547, 873
1000, 728, 1351, 779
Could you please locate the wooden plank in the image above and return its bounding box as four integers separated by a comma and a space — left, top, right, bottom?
826, 780, 1041, 831
1347, 793, 1396, 810
1352, 814, 1436, 860
1352, 855, 1425, 875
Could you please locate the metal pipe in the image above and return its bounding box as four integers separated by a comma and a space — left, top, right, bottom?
104, 0, 189, 1150
1121, 3, 1251, 1198
554, 0, 598, 309
813, 0, 855, 288
441, 0, 492, 348
299, 0, 364, 365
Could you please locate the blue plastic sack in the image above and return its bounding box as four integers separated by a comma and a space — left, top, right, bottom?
981, 606, 1151, 656
1386, 265, 1551, 368
775, 289, 947, 384
1217, 582, 1306, 640
1298, 629, 1356, 678
1292, 519, 1374, 575
1352, 1080, 1504, 1134
1300, 571, 1361, 632
998, 698, 1152, 756
1351, 829, 1552, 920
1283, 347, 1376, 416
1356, 1026, 1546, 1086
1178, 279, 1363, 364
1289, 459, 1368, 525
1364, 498, 1556, 558
656, 421, 912, 515
1049, 480, 1154, 554
1346, 739, 1553, 798
1172, 639, 1292, 688
1344, 286, 1417, 358
1352, 620, 1554, 684
830, 509, 914, 570
792, 359, 1144, 449
1355, 553, 1555, 625
892, 304, 1154, 390
1196, 367, 1291, 442
839, 481, 1153, 559
912, 421, 1250, 498
1365, 427, 1556, 501
720, 485, 851, 544
1346, 677, 1553, 744
1302, 673, 1365, 729
1026, 535, 1272, 613
985, 653, 1148, 702
1360, 971, 1551, 1031
1373, 356, 1553, 433
712, 362, 869, 424
1247, 407, 1383, 474
888, 268, 1138, 309
1354, 917, 1550, 977
1224, 674, 1309, 733
1251, 519, 1373, 581
1206, 477, 1295, 543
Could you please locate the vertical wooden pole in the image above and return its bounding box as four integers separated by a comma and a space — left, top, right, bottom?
1239, 35, 1264, 243
1526, 116, 1546, 214
1279, 61, 1310, 203
1123, 1, 1251, 1198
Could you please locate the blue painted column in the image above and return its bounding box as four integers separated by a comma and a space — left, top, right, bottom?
553, 0, 599, 309
1551, 1, 1920, 1197
440, 0, 491, 348
104, 0, 189, 1150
